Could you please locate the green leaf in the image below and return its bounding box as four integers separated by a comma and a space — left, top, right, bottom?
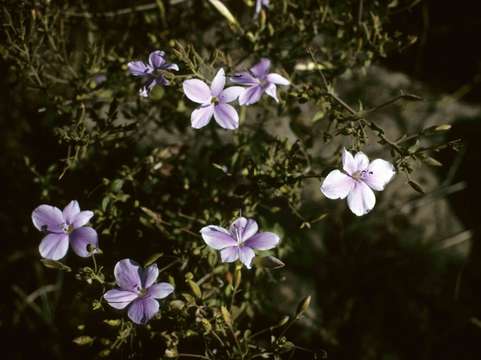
103, 319, 121, 327
423, 157, 442, 167
295, 295, 311, 317
221, 306, 232, 326
258, 255, 285, 270
187, 279, 202, 299
408, 180, 425, 194
73, 335, 94, 346
208, 0, 239, 27
144, 253, 163, 267
40, 259, 71, 272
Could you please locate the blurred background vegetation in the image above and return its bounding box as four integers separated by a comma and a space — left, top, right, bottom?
1, 0, 480, 359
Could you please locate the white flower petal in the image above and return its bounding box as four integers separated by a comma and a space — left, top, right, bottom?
142, 264, 159, 289
364, 159, 396, 191
220, 246, 239, 263
38, 233, 69, 260
238, 247, 255, 269
210, 68, 226, 97
354, 152, 369, 172
219, 86, 244, 103
103, 289, 138, 309
32, 205, 65, 233
347, 181, 376, 216
147, 282, 174, 299
229, 217, 258, 242
200, 225, 237, 249
267, 73, 290, 85
183, 79, 212, 104
62, 200, 80, 224
320, 170, 355, 199
342, 148, 356, 175
191, 105, 214, 129
213, 103, 239, 130
264, 83, 278, 102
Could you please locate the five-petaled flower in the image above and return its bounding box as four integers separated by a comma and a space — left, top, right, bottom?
200, 217, 280, 269
231, 58, 290, 106
183, 68, 244, 130
103, 259, 174, 325
31, 200, 99, 260
255, 0, 269, 17
128, 50, 179, 97
320, 148, 396, 216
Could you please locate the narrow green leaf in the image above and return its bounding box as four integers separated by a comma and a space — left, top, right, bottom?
73, 335, 94, 346
144, 253, 163, 267
408, 180, 425, 194
208, 0, 239, 27
221, 305, 232, 326
40, 259, 72, 272
187, 279, 202, 299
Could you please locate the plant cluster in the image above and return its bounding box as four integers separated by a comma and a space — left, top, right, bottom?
1, 1, 459, 359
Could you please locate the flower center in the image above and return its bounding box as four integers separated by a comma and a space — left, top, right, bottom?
64, 223, 74, 234
232, 225, 243, 244
352, 170, 373, 181
211, 96, 219, 105
86, 243, 97, 254
138, 288, 148, 297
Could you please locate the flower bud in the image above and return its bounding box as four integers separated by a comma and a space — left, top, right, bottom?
295, 295, 311, 317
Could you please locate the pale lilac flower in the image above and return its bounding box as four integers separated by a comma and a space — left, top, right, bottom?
231, 58, 290, 106
320, 148, 396, 216
182, 68, 244, 130
31, 200, 99, 260
128, 50, 179, 97
255, 0, 269, 17
103, 259, 174, 325
200, 217, 280, 269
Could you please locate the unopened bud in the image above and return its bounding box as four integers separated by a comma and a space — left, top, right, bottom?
434, 124, 452, 132
295, 295, 311, 317
277, 315, 290, 327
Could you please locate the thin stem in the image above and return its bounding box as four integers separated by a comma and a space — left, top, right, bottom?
364, 93, 422, 115
318, 70, 357, 115
357, 0, 364, 25
248, 318, 289, 340
251, 353, 274, 359
229, 283, 238, 312
158, 259, 181, 274
327, 92, 357, 115
292, 174, 323, 180
196, 272, 214, 286
91, 253, 98, 273
211, 330, 226, 348
229, 325, 244, 359
276, 315, 302, 344
177, 353, 211, 359
64, 1, 188, 18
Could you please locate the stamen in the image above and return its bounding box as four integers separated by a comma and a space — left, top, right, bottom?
64, 223, 74, 234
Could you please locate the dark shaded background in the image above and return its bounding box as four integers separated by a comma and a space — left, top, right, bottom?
386, 0, 481, 358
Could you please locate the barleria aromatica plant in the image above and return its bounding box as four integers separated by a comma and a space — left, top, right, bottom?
1, 0, 466, 359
